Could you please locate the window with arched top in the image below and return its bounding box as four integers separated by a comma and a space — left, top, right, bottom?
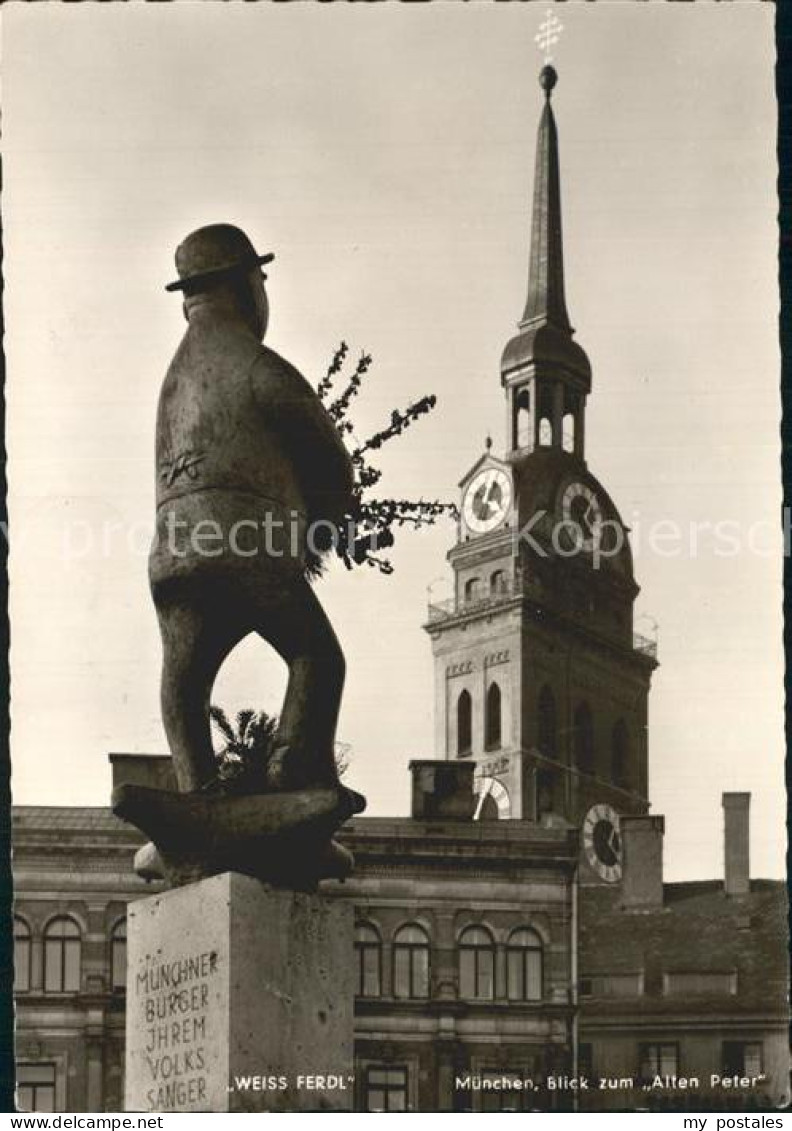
457, 690, 472, 757
537, 685, 557, 759
458, 925, 495, 1000
574, 703, 594, 775
464, 577, 481, 604
111, 919, 127, 991
515, 387, 532, 449
14, 917, 31, 994
539, 418, 553, 447
392, 924, 430, 1000
612, 719, 630, 790
506, 928, 543, 1002
485, 683, 502, 751
490, 570, 507, 596
562, 412, 576, 453
354, 923, 382, 998
44, 917, 81, 993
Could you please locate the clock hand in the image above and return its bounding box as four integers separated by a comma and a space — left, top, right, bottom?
582, 500, 599, 539
475, 481, 499, 520
486, 480, 504, 509
473, 778, 493, 820
473, 486, 493, 519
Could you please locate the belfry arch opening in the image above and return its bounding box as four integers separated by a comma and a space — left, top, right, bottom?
515, 387, 532, 449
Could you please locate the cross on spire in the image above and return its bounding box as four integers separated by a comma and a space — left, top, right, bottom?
535, 9, 564, 65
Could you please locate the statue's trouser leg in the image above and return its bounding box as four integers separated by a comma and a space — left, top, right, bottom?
156, 593, 245, 792
245, 573, 345, 790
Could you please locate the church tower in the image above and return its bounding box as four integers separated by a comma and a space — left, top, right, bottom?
425, 67, 657, 848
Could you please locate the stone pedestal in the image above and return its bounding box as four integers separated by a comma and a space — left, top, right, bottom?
125, 873, 354, 1113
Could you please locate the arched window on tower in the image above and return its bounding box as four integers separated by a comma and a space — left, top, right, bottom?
574, 703, 594, 776
562, 412, 576, 453
485, 683, 502, 751
515, 388, 532, 449
537, 384, 554, 447
464, 577, 481, 605
537, 685, 557, 759
457, 690, 472, 757
612, 719, 630, 790
490, 570, 507, 596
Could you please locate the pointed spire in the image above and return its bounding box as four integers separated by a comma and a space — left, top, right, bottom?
500, 64, 590, 395
521, 65, 571, 332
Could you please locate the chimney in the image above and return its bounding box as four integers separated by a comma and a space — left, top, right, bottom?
108, 752, 176, 793
409, 760, 475, 820
620, 815, 665, 909
722, 792, 750, 897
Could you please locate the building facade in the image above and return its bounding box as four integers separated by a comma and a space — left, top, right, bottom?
11, 773, 580, 1114
10, 783, 789, 1113
11, 807, 142, 1113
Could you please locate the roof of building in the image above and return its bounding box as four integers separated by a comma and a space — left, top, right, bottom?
11, 806, 145, 865
12, 806, 129, 831
10, 806, 579, 871
580, 879, 789, 1020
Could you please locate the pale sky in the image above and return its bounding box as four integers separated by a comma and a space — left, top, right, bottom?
3, 2, 782, 881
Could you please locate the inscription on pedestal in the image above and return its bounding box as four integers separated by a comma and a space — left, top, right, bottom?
135, 950, 218, 1110
126, 882, 230, 1113
125, 873, 354, 1113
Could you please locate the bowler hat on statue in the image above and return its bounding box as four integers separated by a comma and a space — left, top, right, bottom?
165, 223, 275, 293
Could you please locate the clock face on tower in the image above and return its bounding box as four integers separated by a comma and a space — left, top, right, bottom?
561, 482, 604, 551
463, 468, 513, 535
582, 803, 622, 883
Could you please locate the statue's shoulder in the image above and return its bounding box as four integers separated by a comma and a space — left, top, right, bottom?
249, 345, 314, 402
253, 344, 304, 379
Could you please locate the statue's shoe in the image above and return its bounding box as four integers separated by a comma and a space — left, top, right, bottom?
133, 840, 164, 881
132, 835, 355, 886
113, 782, 365, 890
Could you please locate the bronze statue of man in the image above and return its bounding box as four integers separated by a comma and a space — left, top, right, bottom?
149, 223, 353, 798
